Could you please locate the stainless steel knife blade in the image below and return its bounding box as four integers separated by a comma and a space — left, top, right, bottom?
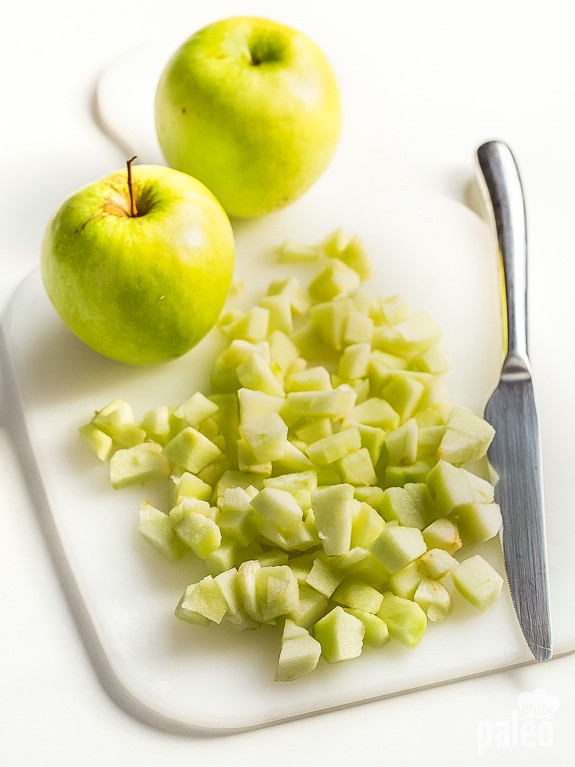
475, 140, 552, 662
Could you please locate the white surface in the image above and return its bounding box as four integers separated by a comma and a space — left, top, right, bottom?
1, 0, 574, 762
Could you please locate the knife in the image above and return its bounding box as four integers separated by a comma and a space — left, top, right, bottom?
475, 140, 552, 662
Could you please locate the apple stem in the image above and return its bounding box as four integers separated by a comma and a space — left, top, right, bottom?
127, 155, 138, 217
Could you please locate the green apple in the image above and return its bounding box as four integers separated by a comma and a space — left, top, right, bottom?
155, 16, 342, 218
41, 163, 234, 365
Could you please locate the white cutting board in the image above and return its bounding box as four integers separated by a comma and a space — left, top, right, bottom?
2, 37, 574, 733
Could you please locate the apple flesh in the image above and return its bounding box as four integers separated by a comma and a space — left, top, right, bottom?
155, 17, 342, 218
42, 164, 234, 365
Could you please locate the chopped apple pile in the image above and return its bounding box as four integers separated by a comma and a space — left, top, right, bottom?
81, 229, 504, 682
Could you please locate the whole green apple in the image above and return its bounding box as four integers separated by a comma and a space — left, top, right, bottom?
155, 16, 342, 219
41, 163, 235, 365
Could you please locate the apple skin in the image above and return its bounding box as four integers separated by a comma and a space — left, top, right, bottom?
41, 164, 235, 365
155, 17, 342, 219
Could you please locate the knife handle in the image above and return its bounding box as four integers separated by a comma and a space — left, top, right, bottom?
475, 141, 529, 366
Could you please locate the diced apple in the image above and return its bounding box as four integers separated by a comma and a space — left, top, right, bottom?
176, 575, 228, 625
377, 593, 427, 647
250, 487, 303, 532
452, 502, 502, 547
332, 578, 383, 614
348, 397, 400, 430
173, 511, 222, 558
79, 423, 114, 462
163, 426, 222, 474
138, 501, 185, 562
426, 460, 495, 516
306, 427, 362, 467
345, 608, 390, 647
311, 483, 355, 556
437, 406, 496, 465
275, 619, 322, 682
419, 547, 459, 579
385, 418, 418, 465
305, 557, 345, 597
109, 442, 171, 489
336, 447, 377, 486
288, 582, 329, 628
370, 524, 427, 574
256, 565, 299, 622
451, 555, 504, 610
422, 518, 462, 553
413, 578, 453, 622
314, 606, 365, 663
387, 561, 422, 599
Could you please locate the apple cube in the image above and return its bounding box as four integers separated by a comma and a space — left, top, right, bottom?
174, 391, 219, 428
236, 353, 284, 397
213, 568, 259, 630
288, 582, 329, 628
388, 561, 423, 599
250, 487, 303, 532
310, 298, 353, 350
268, 330, 300, 371
237, 559, 264, 622
345, 608, 390, 648
416, 425, 446, 457
275, 620, 322, 682
426, 460, 494, 516
343, 314, 374, 346
379, 485, 433, 530
239, 412, 288, 463
336, 447, 377, 486
285, 365, 332, 392
385, 418, 418, 465
370, 294, 411, 326
334, 233, 373, 280
437, 406, 496, 465
410, 344, 452, 375
419, 548, 460, 579
348, 397, 400, 430
309, 259, 361, 301
138, 501, 185, 562
382, 459, 435, 488
173, 511, 222, 558
451, 555, 504, 610
294, 417, 333, 444
377, 593, 427, 647
381, 376, 425, 423
314, 606, 365, 663
351, 501, 385, 548
168, 497, 214, 524
109, 442, 171, 489
79, 423, 114, 462
306, 427, 361, 467
258, 293, 293, 335
176, 575, 228, 625
311, 483, 355, 556
267, 276, 311, 315
91, 399, 146, 448
422, 518, 462, 553
372, 311, 442, 356
256, 565, 299, 622
370, 524, 427, 574
332, 578, 383, 614
453, 502, 502, 547
204, 538, 237, 575
171, 471, 213, 504
413, 577, 453, 622
286, 387, 357, 420
305, 557, 345, 598
163, 426, 222, 474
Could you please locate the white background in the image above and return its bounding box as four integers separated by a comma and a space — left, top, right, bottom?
1, 0, 574, 764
